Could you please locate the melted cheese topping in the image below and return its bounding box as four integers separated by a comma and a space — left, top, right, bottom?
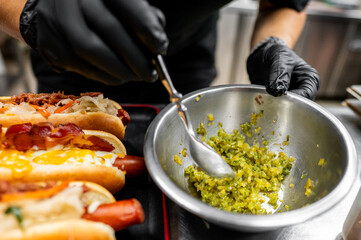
0, 149, 118, 178
0, 150, 33, 179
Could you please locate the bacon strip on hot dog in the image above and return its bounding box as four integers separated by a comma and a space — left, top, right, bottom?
2, 122, 115, 152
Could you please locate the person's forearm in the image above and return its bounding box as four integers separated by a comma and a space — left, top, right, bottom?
250, 0, 307, 49
0, 0, 27, 41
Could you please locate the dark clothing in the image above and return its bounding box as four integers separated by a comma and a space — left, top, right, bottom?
31, 0, 308, 104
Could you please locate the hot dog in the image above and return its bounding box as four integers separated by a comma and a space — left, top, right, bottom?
0, 181, 145, 240
0, 122, 146, 193
0, 92, 130, 140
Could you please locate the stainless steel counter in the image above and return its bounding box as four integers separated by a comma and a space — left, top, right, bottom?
166, 104, 361, 240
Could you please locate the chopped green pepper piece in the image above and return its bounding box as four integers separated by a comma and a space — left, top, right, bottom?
5, 206, 23, 226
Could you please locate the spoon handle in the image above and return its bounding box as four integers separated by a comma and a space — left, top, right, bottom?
152, 55, 195, 136
176, 102, 196, 138
152, 55, 182, 103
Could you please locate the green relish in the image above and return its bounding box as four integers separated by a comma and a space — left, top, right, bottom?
185, 111, 295, 214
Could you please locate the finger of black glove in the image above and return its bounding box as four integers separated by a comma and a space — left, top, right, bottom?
151, 6, 166, 29
37, 34, 130, 86
38, 40, 132, 86
81, 0, 156, 82
37, 0, 138, 84
266, 45, 295, 97
61, 54, 130, 85
104, 0, 169, 55
288, 62, 320, 100
246, 51, 265, 86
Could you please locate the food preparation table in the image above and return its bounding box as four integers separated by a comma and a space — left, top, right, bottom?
115, 103, 361, 240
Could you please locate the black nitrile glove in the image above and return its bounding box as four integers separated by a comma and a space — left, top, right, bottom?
247, 36, 320, 100
20, 0, 168, 85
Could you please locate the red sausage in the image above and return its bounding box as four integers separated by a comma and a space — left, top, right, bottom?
117, 109, 130, 126
82, 198, 145, 231
113, 155, 146, 177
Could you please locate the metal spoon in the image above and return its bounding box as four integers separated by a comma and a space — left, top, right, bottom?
153, 54, 235, 178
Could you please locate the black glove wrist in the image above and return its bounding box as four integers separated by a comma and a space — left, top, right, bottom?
247, 36, 320, 100
250, 36, 287, 56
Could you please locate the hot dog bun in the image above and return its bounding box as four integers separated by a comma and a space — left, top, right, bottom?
0, 92, 129, 140
0, 165, 125, 194
0, 181, 144, 240
0, 123, 127, 193
2, 219, 116, 240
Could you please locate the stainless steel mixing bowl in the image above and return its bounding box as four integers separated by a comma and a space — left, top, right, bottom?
144, 85, 358, 231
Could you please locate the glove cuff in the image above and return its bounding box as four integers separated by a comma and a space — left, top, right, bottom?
250, 36, 287, 56
19, 0, 39, 50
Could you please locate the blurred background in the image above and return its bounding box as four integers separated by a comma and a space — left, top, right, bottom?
0, 0, 360, 100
